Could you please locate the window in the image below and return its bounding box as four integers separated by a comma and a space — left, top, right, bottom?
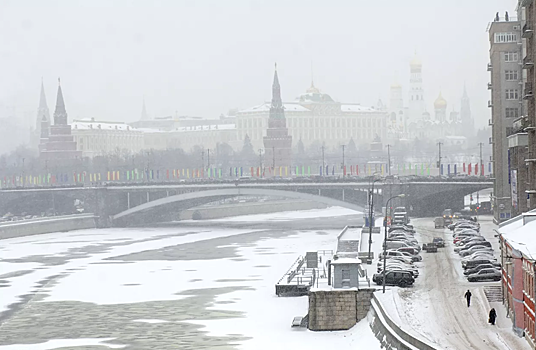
495, 32, 517, 43
505, 107, 519, 118
505, 52, 519, 62
505, 89, 519, 100
505, 70, 519, 81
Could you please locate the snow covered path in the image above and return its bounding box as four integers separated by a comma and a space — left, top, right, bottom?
380, 216, 530, 350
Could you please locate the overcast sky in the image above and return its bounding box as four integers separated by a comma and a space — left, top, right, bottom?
0, 0, 519, 129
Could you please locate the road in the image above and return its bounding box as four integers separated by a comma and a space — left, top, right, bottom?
389, 216, 530, 350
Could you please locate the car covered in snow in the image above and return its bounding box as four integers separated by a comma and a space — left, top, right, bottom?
467, 268, 501, 282
463, 263, 501, 276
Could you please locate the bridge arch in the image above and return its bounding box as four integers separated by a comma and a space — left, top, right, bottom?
112, 188, 365, 222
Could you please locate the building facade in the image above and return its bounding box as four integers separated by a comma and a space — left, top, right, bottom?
520, 0, 536, 212
71, 119, 144, 158
488, 16, 522, 222
237, 83, 388, 152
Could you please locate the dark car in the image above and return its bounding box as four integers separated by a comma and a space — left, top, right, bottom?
464, 263, 501, 276
467, 268, 501, 282
372, 270, 415, 287
463, 259, 501, 269
432, 237, 445, 247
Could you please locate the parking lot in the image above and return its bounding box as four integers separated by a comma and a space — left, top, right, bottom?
374, 215, 530, 350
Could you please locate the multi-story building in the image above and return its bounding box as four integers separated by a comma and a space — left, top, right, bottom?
71, 119, 145, 158
236, 82, 387, 152
519, 0, 536, 212
488, 15, 522, 223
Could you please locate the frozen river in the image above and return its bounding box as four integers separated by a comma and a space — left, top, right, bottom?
0, 207, 382, 350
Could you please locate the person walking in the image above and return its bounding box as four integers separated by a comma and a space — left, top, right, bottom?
464, 289, 472, 307
489, 308, 497, 325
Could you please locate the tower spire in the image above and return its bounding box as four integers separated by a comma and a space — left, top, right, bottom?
141, 97, 149, 121
269, 63, 284, 119
53, 77, 68, 125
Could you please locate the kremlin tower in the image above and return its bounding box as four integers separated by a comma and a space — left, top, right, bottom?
263, 64, 292, 170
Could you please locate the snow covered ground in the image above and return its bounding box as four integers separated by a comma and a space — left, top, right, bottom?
0, 206, 381, 350
376, 216, 530, 350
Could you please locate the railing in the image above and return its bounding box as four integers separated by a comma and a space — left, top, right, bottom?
487, 63, 492, 71
523, 23, 533, 38
488, 100, 493, 108
523, 55, 534, 69
525, 82, 534, 99
487, 82, 492, 90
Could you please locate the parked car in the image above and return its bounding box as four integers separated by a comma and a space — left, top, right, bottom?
464, 263, 501, 276
459, 247, 494, 257
379, 250, 421, 262
396, 247, 420, 256
457, 241, 492, 253
467, 268, 502, 282
372, 270, 415, 287
377, 262, 420, 278
463, 258, 499, 269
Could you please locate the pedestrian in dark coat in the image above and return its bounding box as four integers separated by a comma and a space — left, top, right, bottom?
464, 289, 472, 307
489, 308, 497, 325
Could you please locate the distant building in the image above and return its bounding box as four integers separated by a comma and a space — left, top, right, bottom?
237, 75, 388, 152
39, 79, 82, 163
407, 52, 426, 125
263, 65, 293, 169
71, 119, 144, 158
518, 0, 536, 214
32, 81, 50, 151
488, 16, 521, 222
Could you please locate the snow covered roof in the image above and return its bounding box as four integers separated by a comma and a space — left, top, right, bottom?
170, 124, 236, 132
72, 119, 136, 131
501, 219, 536, 259
340, 104, 377, 112
239, 102, 310, 113
331, 257, 361, 265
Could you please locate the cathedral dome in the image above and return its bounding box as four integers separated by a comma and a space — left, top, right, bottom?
434, 92, 447, 109
306, 81, 320, 94
410, 54, 421, 68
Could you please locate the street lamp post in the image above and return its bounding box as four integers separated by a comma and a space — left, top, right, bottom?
383, 194, 406, 293
367, 174, 382, 261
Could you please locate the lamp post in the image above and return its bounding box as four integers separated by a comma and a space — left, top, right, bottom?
367, 174, 382, 261
383, 194, 405, 293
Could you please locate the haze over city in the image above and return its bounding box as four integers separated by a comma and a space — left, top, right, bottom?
0, 0, 518, 132
2, 1, 536, 349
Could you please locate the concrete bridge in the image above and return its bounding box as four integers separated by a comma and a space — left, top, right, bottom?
0, 179, 492, 227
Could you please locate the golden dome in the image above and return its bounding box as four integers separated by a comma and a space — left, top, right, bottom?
306, 81, 320, 94
410, 51, 422, 69
434, 92, 447, 109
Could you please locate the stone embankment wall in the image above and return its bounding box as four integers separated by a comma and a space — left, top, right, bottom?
308, 289, 375, 331
0, 214, 97, 240
179, 200, 328, 220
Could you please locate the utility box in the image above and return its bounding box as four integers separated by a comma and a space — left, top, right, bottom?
306, 252, 318, 268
